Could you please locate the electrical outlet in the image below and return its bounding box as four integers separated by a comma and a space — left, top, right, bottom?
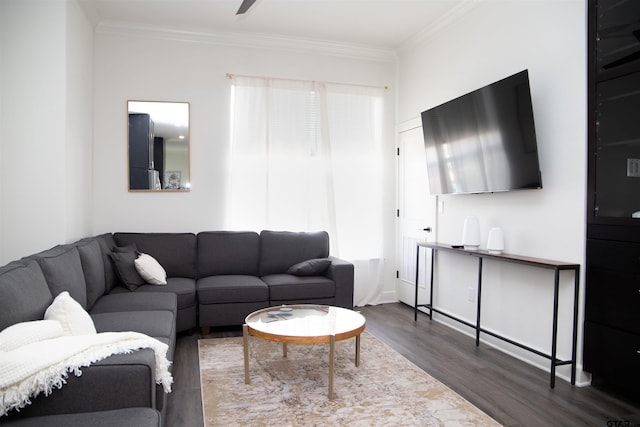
467, 287, 475, 302
628, 158, 640, 177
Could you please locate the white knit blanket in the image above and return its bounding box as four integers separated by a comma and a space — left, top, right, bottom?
0, 332, 173, 416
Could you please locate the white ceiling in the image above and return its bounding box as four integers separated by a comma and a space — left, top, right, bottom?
81, 0, 473, 50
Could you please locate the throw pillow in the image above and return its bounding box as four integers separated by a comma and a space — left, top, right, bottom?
0, 319, 64, 352
112, 244, 138, 253
134, 253, 167, 285
44, 291, 97, 336
287, 258, 332, 276
109, 251, 145, 291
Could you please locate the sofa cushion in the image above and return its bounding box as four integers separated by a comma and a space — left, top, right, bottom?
135, 253, 167, 285
109, 251, 145, 291
0, 408, 162, 427
74, 238, 107, 310
34, 246, 88, 308
91, 310, 175, 359
91, 310, 174, 338
91, 309, 174, 334
95, 233, 120, 292
114, 233, 197, 279
198, 301, 269, 328
162, 277, 196, 309
262, 274, 335, 301
107, 277, 195, 311
197, 231, 260, 276
0, 261, 53, 330
90, 291, 177, 315
197, 275, 268, 304
44, 291, 97, 335
288, 258, 331, 276
260, 230, 330, 275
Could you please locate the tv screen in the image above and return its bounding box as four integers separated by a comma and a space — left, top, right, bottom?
421, 70, 542, 195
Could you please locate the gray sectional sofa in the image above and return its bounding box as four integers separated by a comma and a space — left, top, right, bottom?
0, 230, 354, 426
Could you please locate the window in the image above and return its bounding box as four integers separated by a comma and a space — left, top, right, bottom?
228, 76, 386, 304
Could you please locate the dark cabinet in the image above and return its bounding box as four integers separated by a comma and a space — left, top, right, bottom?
595, 72, 640, 218
585, 0, 640, 404
584, 321, 640, 400
585, 239, 640, 334
596, 0, 640, 75
129, 113, 156, 190
154, 136, 165, 189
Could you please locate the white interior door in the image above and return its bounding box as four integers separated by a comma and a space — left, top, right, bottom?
397, 121, 437, 306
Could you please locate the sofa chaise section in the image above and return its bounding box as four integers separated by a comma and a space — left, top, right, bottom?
0, 253, 170, 424
2, 349, 161, 419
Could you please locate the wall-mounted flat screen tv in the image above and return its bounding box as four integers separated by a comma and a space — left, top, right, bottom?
421, 70, 542, 195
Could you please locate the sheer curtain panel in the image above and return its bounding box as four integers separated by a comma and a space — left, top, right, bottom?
228, 76, 385, 306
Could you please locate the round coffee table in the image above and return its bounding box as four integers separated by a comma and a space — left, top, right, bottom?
242, 304, 366, 399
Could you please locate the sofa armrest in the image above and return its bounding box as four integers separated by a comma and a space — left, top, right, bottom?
2, 349, 157, 420
324, 257, 354, 309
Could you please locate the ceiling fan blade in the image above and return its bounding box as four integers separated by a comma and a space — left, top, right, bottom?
236, 0, 257, 15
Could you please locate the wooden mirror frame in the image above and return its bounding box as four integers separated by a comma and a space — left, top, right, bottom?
127, 100, 190, 192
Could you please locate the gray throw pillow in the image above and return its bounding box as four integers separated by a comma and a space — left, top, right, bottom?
109, 251, 144, 291
112, 244, 138, 253
287, 258, 331, 276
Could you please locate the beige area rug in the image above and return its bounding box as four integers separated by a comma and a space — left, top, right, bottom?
198, 332, 501, 426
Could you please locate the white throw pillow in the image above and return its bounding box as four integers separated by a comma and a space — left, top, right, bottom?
44, 291, 97, 336
0, 319, 64, 352
134, 253, 167, 285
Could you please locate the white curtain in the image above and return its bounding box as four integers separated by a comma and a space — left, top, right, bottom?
227, 76, 385, 306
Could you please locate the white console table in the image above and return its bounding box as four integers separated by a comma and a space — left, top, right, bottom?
414, 242, 580, 388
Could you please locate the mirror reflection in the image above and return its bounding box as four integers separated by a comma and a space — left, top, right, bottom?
128, 101, 190, 191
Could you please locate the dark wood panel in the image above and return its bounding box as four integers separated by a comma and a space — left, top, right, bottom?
418, 242, 579, 269
587, 238, 640, 272
584, 320, 640, 401
165, 303, 640, 427
585, 267, 640, 333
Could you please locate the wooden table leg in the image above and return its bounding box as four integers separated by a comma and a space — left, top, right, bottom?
243, 324, 250, 384
329, 335, 335, 399
283, 342, 287, 358
355, 333, 361, 367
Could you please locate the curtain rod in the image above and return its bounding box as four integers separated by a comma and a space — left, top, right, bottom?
226, 73, 388, 91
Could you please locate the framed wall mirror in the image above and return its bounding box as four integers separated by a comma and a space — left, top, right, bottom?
128, 100, 190, 191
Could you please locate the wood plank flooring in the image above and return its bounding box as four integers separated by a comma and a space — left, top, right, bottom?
166, 303, 640, 427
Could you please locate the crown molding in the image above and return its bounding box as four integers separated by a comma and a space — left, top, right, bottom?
399, 0, 482, 52
96, 20, 397, 63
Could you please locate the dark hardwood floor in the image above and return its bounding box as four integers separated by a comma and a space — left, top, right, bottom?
166, 303, 640, 427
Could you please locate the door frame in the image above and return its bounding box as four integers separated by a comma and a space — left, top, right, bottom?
396, 117, 437, 306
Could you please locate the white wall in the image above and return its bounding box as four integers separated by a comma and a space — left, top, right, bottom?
92, 31, 396, 234
65, 0, 95, 244
92, 28, 399, 301
397, 1, 588, 383
0, 0, 94, 264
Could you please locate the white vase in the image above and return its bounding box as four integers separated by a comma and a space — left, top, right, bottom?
462, 216, 480, 250
487, 227, 504, 254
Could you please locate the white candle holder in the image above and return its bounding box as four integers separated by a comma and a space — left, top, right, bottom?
462, 216, 480, 250
487, 227, 504, 254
